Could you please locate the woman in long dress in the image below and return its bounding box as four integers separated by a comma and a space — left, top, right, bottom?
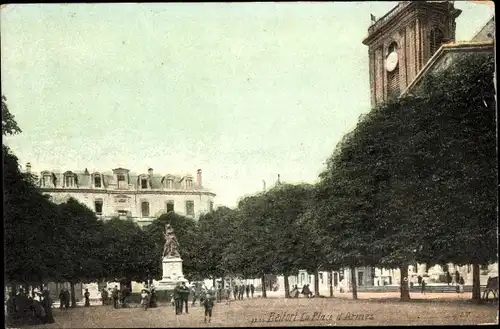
41, 290, 55, 324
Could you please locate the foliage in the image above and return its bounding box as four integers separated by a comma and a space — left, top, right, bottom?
102, 218, 156, 282
196, 207, 239, 281
54, 198, 106, 283
3, 145, 58, 285
2, 95, 22, 136
144, 212, 199, 281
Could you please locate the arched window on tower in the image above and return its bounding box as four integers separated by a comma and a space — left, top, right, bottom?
430, 28, 445, 57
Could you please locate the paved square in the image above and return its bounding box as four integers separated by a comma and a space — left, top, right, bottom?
31, 295, 498, 328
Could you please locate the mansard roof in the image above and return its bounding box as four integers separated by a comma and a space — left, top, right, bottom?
35, 169, 203, 190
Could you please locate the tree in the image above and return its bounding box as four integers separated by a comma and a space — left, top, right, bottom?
225, 194, 278, 298
3, 107, 59, 291
196, 207, 239, 284
102, 218, 157, 287
316, 51, 496, 302
400, 52, 497, 300
54, 198, 106, 307
2, 95, 22, 136
265, 183, 319, 297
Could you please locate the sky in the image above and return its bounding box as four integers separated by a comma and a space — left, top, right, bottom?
1, 2, 494, 208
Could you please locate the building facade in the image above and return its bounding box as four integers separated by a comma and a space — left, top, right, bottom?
26, 163, 216, 227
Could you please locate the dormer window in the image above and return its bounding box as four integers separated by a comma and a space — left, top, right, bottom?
186, 178, 193, 189
163, 176, 174, 189
141, 179, 148, 189
117, 174, 125, 182
93, 174, 102, 188
42, 174, 52, 187
63, 171, 77, 188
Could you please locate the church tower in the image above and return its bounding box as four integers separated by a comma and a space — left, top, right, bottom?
362, 1, 462, 107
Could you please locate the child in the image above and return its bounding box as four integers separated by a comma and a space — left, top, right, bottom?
203, 293, 214, 323
140, 289, 150, 310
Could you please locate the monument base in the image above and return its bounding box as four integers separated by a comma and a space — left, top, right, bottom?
153, 257, 188, 291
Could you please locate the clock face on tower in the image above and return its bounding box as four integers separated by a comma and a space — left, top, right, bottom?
385, 51, 399, 72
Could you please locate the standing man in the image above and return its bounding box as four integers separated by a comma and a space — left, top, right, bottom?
59, 288, 66, 310
101, 288, 108, 305
84, 289, 90, 307
245, 284, 250, 299
239, 284, 245, 300
232, 284, 238, 300
250, 284, 255, 298
173, 283, 182, 315
112, 286, 119, 309
63, 288, 70, 309
180, 282, 190, 314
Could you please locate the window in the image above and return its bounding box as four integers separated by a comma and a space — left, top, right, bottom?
65, 175, 74, 187
186, 178, 193, 189
467, 265, 471, 273
166, 201, 174, 213
185, 201, 194, 216
308, 275, 312, 284
165, 178, 173, 189
117, 174, 126, 182
94, 199, 103, 215
413, 263, 418, 272
141, 178, 148, 189
430, 28, 445, 57
94, 175, 102, 188
209, 201, 214, 212
357, 272, 364, 286
300, 273, 305, 285
42, 175, 51, 187
141, 201, 150, 217
319, 273, 324, 285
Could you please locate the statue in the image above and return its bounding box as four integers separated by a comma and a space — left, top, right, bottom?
162, 224, 180, 258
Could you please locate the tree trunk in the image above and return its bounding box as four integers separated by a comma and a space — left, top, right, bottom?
261, 276, 267, 298
329, 271, 334, 297
472, 263, 481, 301
314, 269, 320, 297
70, 281, 77, 307
284, 275, 290, 298
350, 266, 358, 300
400, 264, 411, 301
212, 277, 216, 288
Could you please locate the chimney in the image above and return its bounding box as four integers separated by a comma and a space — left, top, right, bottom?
26, 162, 31, 173
84, 168, 89, 175
262, 179, 266, 192
196, 169, 202, 186
148, 168, 153, 176
277, 174, 281, 185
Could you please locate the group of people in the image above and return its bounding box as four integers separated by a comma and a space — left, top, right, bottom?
101, 285, 134, 308
139, 286, 158, 310
231, 283, 255, 300
171, 282, 214, 323
6, 288, 54, 325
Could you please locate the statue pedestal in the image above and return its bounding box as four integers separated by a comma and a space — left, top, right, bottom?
153, 257, 187, 291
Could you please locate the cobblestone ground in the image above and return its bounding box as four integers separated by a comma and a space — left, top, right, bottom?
30, 294, 498, 328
